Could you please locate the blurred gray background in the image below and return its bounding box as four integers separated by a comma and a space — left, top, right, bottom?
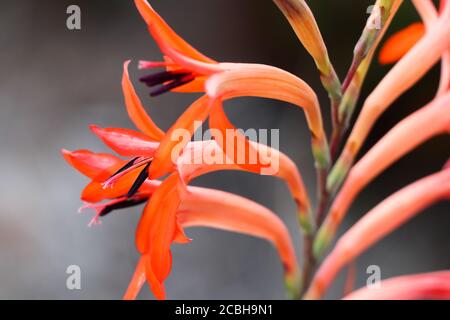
0, 0, 448, 299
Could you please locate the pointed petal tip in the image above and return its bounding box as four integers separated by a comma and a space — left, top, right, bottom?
89, 124, 104, 136
61, 148, 73, 163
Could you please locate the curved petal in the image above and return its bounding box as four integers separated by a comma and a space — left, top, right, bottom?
144, 254, 166, 300
135, 173, 186, 254
178, 186, 299, 279
134, 0, 215, 64
81, 168, 141, 203
205, 65, 330, 170
207, 103, 313, 230
122, 60, 165, 140
344, 271, 450, 300
206, 65, 323, 140
306, 167, 450, 299
61, 149, 124, 181
123, 256, 146, 300
90, 125, 159, 158
208, 100, 264, 174
149, 95, 212, 179
379, 23, 425, 65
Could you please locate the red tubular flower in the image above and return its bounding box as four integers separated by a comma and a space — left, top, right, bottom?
63, 62, 309, 297
62, 149, 299, 299
103, 59, 313, 230
133, 0, 330, 177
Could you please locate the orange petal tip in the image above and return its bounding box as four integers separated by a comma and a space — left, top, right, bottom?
379, 23, 426, 65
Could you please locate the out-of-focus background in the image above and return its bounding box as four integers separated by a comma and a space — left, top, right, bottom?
0, 0, 448, 299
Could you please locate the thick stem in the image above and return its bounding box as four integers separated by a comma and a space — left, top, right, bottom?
300, 234, 315, 296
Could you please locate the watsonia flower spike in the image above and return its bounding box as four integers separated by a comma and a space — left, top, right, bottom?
343, 271, 450, 300
273, 0, 342, 124
315, 92, 450, 258
328, 2, 450, 194
305, 164, 450, 299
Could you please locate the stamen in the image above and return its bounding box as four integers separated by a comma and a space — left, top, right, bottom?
127, 162, 151, 198
150, 74, 195, 97
140, 71, 190, 87
102, 157, 152, 189
99, 196, 148, 217
109, 157, 140, 179
79, 195, 149, 226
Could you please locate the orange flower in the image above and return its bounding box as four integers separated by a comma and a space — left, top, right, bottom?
63, 56, 310, 298
379, 22, 426, 65
133, 0, 330, 176
62, 149, 299, 299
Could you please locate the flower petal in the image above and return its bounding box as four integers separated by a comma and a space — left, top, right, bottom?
205, 65, 325, 142
61, 149, 124, 181
149, 95, 212, 179
178, 186, 299, 278
81, 169, 141, 203
143, 254, 166, 300
90, 125, 159, 158
122, 60, 165, 140
379, 23, 426, 65
135, 173, 186, 255
208, 100, 264, 174
134, 0, 215, 64
123, 256, 146, 300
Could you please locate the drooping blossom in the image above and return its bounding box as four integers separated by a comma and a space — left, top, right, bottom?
134, 0, 331, 176
63, 149, 300, 299
62, 54, 310, 299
